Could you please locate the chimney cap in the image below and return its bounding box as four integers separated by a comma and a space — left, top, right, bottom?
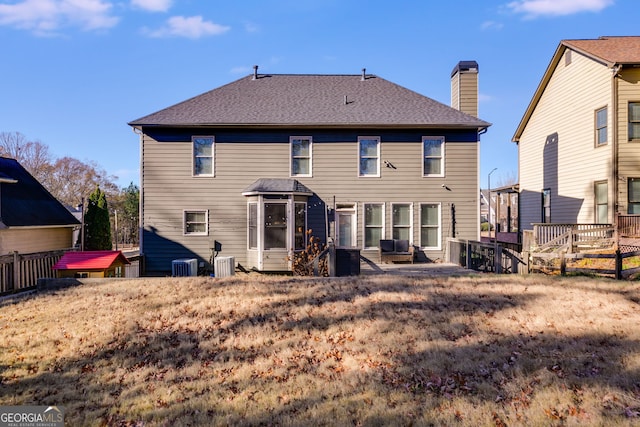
451, 60, 478, 77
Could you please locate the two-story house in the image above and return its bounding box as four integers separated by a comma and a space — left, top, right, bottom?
513, 36, 640, 234
129, 63, 490, 274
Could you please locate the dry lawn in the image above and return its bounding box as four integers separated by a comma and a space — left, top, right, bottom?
2, 273, 640, 426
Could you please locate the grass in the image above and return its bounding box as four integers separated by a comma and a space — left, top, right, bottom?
2, 273, 640, 426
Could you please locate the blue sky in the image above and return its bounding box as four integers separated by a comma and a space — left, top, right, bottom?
0, 0, 635, 189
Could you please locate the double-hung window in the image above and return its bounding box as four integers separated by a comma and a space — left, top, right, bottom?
423, 137, 444, 177
248, 203, 258, 249
193, 136, 214, 176
595, 107, 607, 146
364, 203, 384, 248
630, 103, 640, 140
392, 203, 412, 241
184, 210, 208, 235
628, 178, 640, 214
595, 181, 608, 223
359, 137, 380, 177
420, 203, 440, 249
291, 137, 312, 176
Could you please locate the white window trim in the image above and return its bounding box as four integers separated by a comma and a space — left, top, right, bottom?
363, 202, 385, 249
391, 202, 414, 244
422, 136, 445, 178
290, 136, 313, 177
358, 136, 381, 177
247, 202, 258, 250
595, 106, 608, 147
192, 135, 215, 177
420, 202, 441, 250
336, 203, 357, 248
263, 200, 289, 251
183, 209, 209, 236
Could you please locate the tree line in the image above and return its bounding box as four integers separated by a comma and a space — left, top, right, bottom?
0, 131, 139, 249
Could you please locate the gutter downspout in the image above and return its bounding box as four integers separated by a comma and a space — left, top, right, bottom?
133, 127, 144, 269
612, 64, 621, 249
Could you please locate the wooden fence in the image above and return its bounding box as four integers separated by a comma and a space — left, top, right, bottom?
1, 250, 141, 294
530, 249, 640, 279
0, 250, 64, 294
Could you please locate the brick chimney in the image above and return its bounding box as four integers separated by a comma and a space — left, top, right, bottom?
451, 61, 479, 117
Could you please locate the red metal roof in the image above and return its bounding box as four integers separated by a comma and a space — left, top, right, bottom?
53, 251, 130, 270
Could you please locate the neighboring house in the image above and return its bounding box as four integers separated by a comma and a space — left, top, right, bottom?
0, 157, 80, 255
129, 63, 490, 274
53, 250, 130, 278
513, 36, 640, 232
480, 190, 495, 225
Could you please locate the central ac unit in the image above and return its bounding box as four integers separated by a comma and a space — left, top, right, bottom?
214, 256, 235, 278
172, 258, 198, 277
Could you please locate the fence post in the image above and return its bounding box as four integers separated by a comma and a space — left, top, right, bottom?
466, 241, 472, 269
560, 252, 566, 276
12, 251, 20, 291
615, 249, 622, 280
495, 244, 503, 274
328, 244, 336, 277
568, 227, 574, 254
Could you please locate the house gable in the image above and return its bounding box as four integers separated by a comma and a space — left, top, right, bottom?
0, 157, 80, 228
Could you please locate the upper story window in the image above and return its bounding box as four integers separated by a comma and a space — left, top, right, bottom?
358, 137, 380, 177
291, 137, 312, 177
423, 137, 444, 177
630, 103, 640, 140
184, 210, 208, 235
193, 136, 214, 176
595, 107, 607, 146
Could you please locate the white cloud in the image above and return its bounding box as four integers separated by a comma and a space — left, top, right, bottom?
143, 15, 230, 39
243, 21, 258, 33
481, 20, 504, 30
131, 0, 171, 13
507, 0, 614, 18
0, 0, 119, 35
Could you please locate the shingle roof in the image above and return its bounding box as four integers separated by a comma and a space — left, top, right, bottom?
129, 73, 490, 129
242, 178, 314, 195
52, 251, 130, 270
513, 36, 640, 142
0, 157, 80, 228
563, 36, 640, 66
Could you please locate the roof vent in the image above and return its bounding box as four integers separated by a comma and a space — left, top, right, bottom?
252, 65, 258, 80
361, 68, 366, 81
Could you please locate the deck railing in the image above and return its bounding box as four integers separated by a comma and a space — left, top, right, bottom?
618, 215, 640, 238
532, 223, 614, 253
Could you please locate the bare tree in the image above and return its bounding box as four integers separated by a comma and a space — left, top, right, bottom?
0, 131, 53, 182
41, 156, 119, 208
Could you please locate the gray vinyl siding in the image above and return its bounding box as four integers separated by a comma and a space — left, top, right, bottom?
518, 49, 612, 230
141, 130, 479, 273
